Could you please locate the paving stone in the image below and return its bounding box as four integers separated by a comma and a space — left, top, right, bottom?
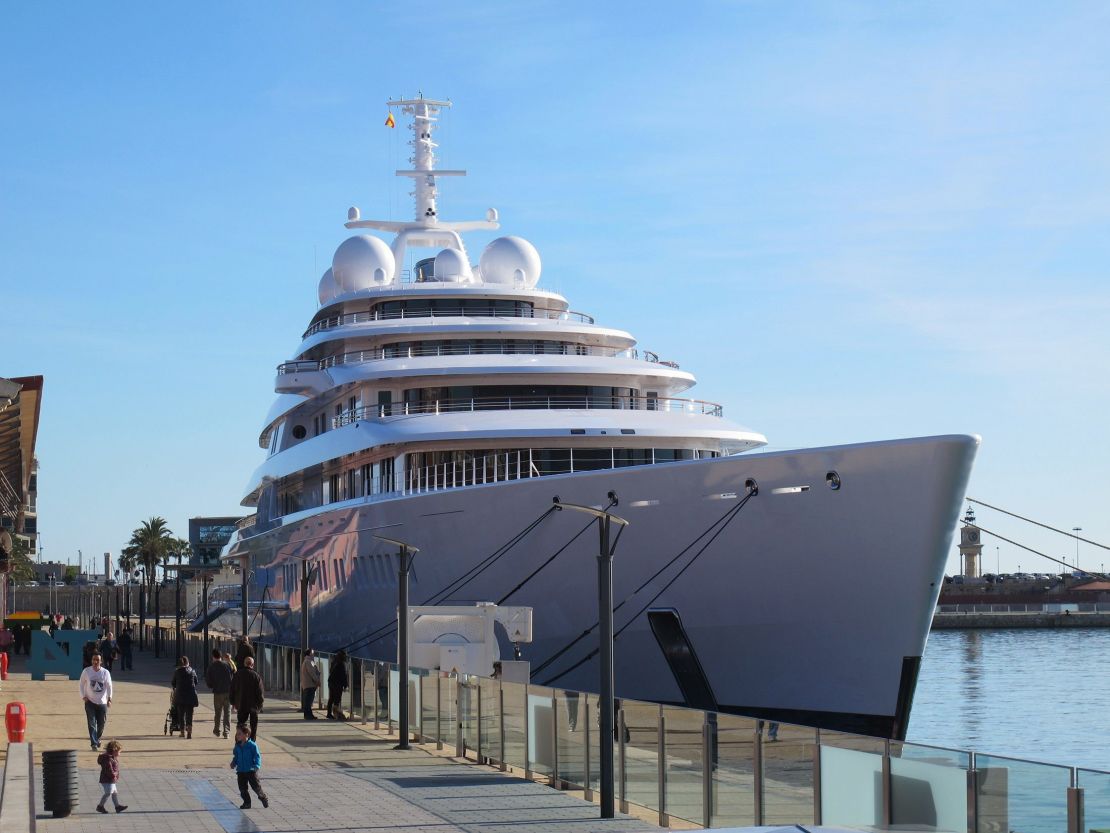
2, 648, 654, 833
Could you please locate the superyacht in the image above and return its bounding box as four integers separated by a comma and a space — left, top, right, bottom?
217, 96, 978, 738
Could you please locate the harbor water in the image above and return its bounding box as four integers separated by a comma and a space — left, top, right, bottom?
908, 627, 1108, 772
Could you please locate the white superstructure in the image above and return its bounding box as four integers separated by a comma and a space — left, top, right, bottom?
221, 96, 979, 739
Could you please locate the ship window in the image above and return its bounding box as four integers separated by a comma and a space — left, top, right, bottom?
292, 425, 306, 440
572, 448, 613, 472
615, 449, 651, 467
532, 449, 571, 476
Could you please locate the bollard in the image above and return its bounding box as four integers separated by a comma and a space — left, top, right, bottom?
0, 651, 7, 680
5, 701, 27, 742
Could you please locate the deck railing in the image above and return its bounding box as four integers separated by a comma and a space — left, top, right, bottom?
304, 306, 596, 338
333, 394, 722, 428
160, 629, 1103, 833
277, 343, 681, 375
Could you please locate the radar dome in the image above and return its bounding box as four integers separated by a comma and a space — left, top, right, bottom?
479, 236, 541, 287
432, 248, 474, 283
332, 235, 395, 292
317, 267, 338, 305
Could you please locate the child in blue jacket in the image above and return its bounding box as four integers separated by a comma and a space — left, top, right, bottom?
229, 726, 269, 808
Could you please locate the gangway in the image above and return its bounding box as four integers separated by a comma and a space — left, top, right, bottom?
187, 599, 288, 633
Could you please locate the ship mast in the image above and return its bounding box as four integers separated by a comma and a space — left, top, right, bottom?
344, 95, 499, 278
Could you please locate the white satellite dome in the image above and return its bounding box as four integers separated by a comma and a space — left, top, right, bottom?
479, 236, 541, 287
317, 267, 338, 305
332, 235, 395, 291
432, 247, 474, 283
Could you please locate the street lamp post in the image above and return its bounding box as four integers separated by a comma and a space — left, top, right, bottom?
374, 535, 419, 751
175, 568, 183, 659
1072, 527, 1082, 575
137, 567, 146, 651
240, 557, 249, 639
299, 559, 319, 653
552, 493, 629, 819
154, 578, 161, 659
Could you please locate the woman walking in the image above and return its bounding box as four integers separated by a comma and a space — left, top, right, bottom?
171, 656, 200, 739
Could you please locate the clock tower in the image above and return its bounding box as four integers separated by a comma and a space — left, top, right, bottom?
959, 506, 983, 578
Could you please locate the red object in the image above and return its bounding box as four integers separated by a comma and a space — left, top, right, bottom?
5, 701, 26, 742
0, 651, 7, 681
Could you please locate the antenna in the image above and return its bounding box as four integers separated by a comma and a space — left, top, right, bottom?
342, 96, 502, 281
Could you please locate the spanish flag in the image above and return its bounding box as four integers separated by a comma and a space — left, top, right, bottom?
385, 112, 395, 128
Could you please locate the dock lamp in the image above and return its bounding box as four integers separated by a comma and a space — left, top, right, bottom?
135, 568, 146, 650
552, 493, 629, 819
374, 534, 420, 751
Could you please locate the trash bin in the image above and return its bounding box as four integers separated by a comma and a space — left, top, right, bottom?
41, 749, 80, 818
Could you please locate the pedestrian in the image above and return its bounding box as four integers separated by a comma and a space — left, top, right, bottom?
48, 618, 58, 638
375, 662, 389, 720
98, 631, 119, 672
0, 627, 13, 659
170, 656, 200, 739
117, 627, 134, 671
223, 651, 237, 672
12, 625, 24, 655
229, 656, 264, 740
326, 649, 348, 720
229, 725, 269, 809
61, 616, 73, 630
299, 648, 321, 720
205, 648, 234, 738
235, 636, 254, 670
95, 740, 128, 814
79, 652, 113, 750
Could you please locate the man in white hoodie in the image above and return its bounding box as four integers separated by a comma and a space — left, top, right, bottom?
79, 652, 113, 750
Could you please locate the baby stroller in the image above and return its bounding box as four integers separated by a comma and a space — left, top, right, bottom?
163, 692, 184, 736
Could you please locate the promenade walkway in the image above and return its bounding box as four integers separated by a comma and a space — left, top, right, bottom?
0, 647, 655, 833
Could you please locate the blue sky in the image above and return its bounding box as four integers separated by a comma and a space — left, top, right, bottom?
3, 2, 1108, 577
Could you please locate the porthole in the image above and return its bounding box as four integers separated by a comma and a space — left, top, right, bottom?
292, 425, 307, 439
826, 471, 841, 491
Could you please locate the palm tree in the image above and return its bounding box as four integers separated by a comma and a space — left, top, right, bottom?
125, 517, 173, 591
162, 536, 192, 581
118, 545, 138, 578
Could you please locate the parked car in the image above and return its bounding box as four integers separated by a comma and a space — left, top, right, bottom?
24, 580, 40, 587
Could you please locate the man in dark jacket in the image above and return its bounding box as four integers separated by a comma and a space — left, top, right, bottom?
98, 632, 118, 672
229, 656, 264, 740
326, 649, 349, 720
117, 627, 134, 671
205, 648, 234, 738
235, 637, 255, 670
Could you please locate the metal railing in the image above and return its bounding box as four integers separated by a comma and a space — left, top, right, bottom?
155, 629, 1105, 833
333, 394, 723, 428
304, 306, 596, 338
937, 602, 1110, 614
277, 343, 682, 375
399, 449, 711, 497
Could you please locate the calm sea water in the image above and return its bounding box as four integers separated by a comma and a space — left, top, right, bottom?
907, 627, 1110, 772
